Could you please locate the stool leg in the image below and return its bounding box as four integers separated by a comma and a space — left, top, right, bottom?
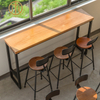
80, 49, 84, 76
49, 56, 54, 71
57, 59, 61, 89
62, 60, 64, 69
70, 58, 74, 81
46, 66, 53, 91
92, 48, 95, 70
40, 71, 42, 80
66, 47, 75, 68
96, 83, 100, 92
24, 67, 29, 88
73, 95, 76, 100
84, 49, 88, 55
34, 71, 37, 100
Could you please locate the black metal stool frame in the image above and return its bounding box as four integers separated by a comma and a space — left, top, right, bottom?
24, 58, 53, 100
46, 89, 60, 100
73, 74, 97, 100
48, 46, 75, 89
72, 37, 98, 76
95, 71, 100, 95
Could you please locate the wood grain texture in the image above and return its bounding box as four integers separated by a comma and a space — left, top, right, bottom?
4, 9, 94, 54
41, 9, 94, 32
76, 37, 92, 49
54, 46, 70, 59
4, 25, 58, 54
76, 86, 97, 100
29, 57, 47, 71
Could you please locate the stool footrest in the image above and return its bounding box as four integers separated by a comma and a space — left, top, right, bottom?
26, 70, 50, 92
27, 81, 50, 92
72, 51, 93, 69
49, 63, 72, 73
50, 70, 72, 81
72, 61, 93, 69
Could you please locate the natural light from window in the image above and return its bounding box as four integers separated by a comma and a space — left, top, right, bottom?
0, 0, 29, 29
33, 0, 68, 17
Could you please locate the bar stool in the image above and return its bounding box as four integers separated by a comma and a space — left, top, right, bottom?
95, 71, 100, 94
74, 74, 97, 100
24, 56, 53, 100
49, 45, 75, 89
46, 90, 60, 100
73, 36, 98, 76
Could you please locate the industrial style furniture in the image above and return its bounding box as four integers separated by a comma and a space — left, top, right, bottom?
4, 9, 94, 89
74, 74, 97, 100
24, 56, 52, 100
49, 45, 75, 89
73, 36, 98, 76
95, 71, 100, 94
46, 90, 60, 100
96, 81, 100, 95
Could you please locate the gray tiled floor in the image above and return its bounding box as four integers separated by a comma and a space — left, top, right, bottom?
0, 33, 100, 100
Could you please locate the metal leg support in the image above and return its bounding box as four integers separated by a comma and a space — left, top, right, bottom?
73, 95, 76, 100
70, 57, 74, 81
80, 49, 84, 76
34, 71, 37, 100
5, 43, 13, 78
24, 67, 29, 87
87, 21, 93, 38
49, 56, 54, 71
96, 83, 100, 92
47, 66, 53, 92
63, 60, 64, 69
6, 43, 21, 89
76, 26, 80, 40
40, 71, 43, 80
57, 60, 61, 89
92, 48, 95, 70
15, 54, 21, 89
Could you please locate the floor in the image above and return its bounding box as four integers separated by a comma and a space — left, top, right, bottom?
0, 33, 100, 100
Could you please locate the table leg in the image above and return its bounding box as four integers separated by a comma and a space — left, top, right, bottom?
87, 21, 93, 38
6, 43, 13, 78
6, 43, 21, 89
15, 54, 21, 89
76, 26, 80, 40
84, 21, 93, 55
76, 26, 82, 51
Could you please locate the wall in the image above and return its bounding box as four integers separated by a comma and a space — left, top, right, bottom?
0, 0, 100, 76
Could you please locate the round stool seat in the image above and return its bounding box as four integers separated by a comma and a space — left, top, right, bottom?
76, 86, 97, 100
76, 37, 92, 49
54, 46, 70, 59
29, 57, 47, 71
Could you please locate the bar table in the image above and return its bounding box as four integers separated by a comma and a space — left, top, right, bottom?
4, 9, 94, 89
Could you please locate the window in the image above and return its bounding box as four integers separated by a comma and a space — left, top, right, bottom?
33, 0, 68, 17
0, 0, 88, 32
0, 0, 30, 29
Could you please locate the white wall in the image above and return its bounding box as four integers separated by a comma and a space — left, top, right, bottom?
0, 0, 100, 76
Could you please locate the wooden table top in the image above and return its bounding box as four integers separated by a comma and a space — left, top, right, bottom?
41, 9, 94, 32
4, 9, 94, 54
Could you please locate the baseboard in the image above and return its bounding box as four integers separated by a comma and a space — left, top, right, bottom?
0, 28, 100, 81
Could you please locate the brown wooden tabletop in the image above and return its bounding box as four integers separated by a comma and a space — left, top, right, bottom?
4, 9, 94, 54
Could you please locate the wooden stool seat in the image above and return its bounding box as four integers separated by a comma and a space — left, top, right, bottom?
29, 57, 47, 71
76, 86, 97, 100
76, 37, 92, 49
54, 46, 70, 59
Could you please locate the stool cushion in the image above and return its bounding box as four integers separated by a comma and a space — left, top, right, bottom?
76, 86, 97, 100
29, 57, 47, 71
54, 46, 71, 59
76, 37, 92, 49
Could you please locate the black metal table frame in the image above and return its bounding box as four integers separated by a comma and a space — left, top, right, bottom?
5, 21, 93, 89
